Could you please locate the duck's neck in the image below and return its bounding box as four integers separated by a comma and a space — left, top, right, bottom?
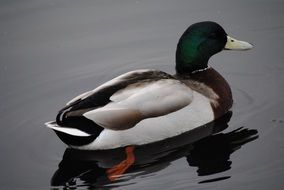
175, 38, 210, 74
175, 59, 209, 74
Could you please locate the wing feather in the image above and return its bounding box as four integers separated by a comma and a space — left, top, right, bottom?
83, 79, 193, 130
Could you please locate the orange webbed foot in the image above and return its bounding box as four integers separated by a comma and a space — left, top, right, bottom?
106, 146, 135, 181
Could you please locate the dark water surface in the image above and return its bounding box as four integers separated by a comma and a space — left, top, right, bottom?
1, 0, 284, 189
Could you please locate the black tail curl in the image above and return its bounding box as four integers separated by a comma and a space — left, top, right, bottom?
54, 106, 103, 147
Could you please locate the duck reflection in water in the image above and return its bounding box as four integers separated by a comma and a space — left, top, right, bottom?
51, 112, 258, 188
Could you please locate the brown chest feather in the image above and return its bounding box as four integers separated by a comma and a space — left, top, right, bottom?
176, 68, 233, 118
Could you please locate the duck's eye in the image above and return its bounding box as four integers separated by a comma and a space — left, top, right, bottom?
209, 32, 218, 39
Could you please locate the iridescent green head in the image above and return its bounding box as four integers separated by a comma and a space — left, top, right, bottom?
175, 21, 253, 73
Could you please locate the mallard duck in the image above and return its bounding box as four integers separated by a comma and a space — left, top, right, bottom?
46, 21, 253, 150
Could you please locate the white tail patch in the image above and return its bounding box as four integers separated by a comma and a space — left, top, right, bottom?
45, 121, 91, 137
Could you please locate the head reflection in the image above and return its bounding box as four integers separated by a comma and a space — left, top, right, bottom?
51, 112, 258, 188
188, 127, 258, 176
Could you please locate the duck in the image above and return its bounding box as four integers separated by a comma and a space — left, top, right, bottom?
46, 21, 253, 150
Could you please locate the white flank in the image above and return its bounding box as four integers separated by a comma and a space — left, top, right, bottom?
77, 91, 214, 150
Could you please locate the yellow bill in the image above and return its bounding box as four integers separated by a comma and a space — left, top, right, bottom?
225, 35, 253, 50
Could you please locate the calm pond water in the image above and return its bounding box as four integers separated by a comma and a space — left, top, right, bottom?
1, 0, 284, 189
